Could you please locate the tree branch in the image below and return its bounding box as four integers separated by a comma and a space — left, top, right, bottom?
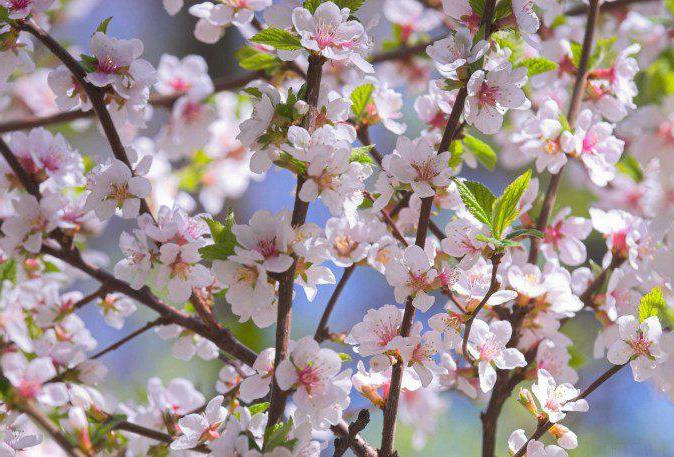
266, 53, 325, 428
315, 265, 356, 342
16, 399, 89, 457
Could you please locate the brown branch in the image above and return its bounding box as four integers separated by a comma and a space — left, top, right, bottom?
72, 287, 108, 311
91, 317, 167, 360
315, 265, 356, 342
0, 71, 267, 134
266, 54, 325, 428
115, 421, 210, 454
0, 137, 41, 198
369, 36, 440, 64
334, 410, 373, 457
41, 244, 257, 366
566, 0, 652, 15
483, 3, 603, 455
16, 399, 89, 457
461, 253, 503, 360
511, 363, 626, 457
379, 6, 499, 454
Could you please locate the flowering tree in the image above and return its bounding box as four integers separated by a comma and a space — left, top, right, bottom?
0, 0, 673, 455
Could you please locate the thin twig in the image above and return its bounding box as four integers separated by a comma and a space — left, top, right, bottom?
16, 399, 89, 457
315, 265, 356, 342
0, 72, 265, 134
511, 363, 626, 457
115, 421, 210, 454
461, 254, 503, 360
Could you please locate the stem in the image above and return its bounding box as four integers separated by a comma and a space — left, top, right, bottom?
91, 318, 166, 360
511, 364, 626, 457
483, 3, 602, 455
0, 72, 264, 134
315, 265, 356, 342
379, 195, 433, 457
0, 137, 41, 198
41, 244, 257, 366
115, 421, 210, 454
266, 54, 325, 428
461, 254, 503, 360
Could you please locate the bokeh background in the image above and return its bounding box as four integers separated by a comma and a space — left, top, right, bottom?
41, 0, 674, 455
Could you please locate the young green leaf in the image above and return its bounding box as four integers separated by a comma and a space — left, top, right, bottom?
455, 179, 496, 226
518, 56, 558, 77
616, 154, 644, 182
506, 228, 544, 240
494, 0, 512, 20
469, 0, 485, 16
303, 0, 323, 13
236, 46, 281, 71
199, 211, 238, 261
638, 287, 667, 323
490, 169, 531, 239
350, 145, 375, 164
334, 0, 365, 12
448, 140, 464, 169
350, 83, 374, 121
250, 28, 303, 51
463, 134, 497, 171
96, 16, 113, 34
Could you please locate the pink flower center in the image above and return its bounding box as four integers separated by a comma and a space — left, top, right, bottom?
96, 55, 121, 74
477, 83, 499, 107
170, 78, 191, 92
199, 424, 221, 442
411, 159, 439, 182
256, 238, 279, 259
479, 339, 500, 361
10, 0, 31, 10
314, 19, 356, 50
180, 101, 203, 123
629, 333, 652, 357
544, 220, 563, 246
297, 365, 321, 394
17, 379, 42, 398
407, 272, 429, 292
610, 230, 628, 254
581, 132, 598, 154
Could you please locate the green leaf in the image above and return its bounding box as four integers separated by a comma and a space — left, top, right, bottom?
0, 259, 17, 292
570, 41, 582, 68
463, 134, 497, 171
350, 83, 374, 121
518, 56, 558, 77
490, 169, 531, 239
199, 211, 238, 261
506, 228, 544, 240
264, 418, 295, 452
79, 54, 98, 72
236, 46, 281, 71
303, 0, 323, 13
96, 16, 113, 34
638, 287, 667, 323
91, 414, 127, 447
249, 402, 270, 415
469, 0, 485, 16
334, 0, 365, 12
455, 179, 496, 226
616, 154, 644, 182
589, 37, 617, 70
448, 140, 464, 169
494, 0, 512, 20
350, 145, 375, 164
250, 28, 303, 51
567, 345, 586, 370
242, 87, 263, 99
